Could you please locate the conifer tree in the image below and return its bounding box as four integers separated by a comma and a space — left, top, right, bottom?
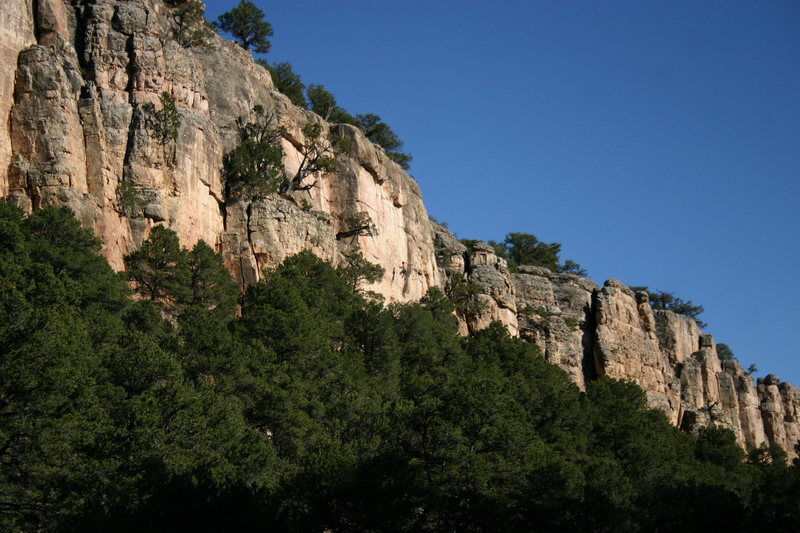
214, 0, 273, 53
124, 225, 191, 305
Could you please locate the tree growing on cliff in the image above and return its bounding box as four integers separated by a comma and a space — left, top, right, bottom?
306, 84, 356, 124
355, 113, 412, 170
224, 105, 284, 199
171, 1, 214, 49
446, 272, 487, 322
144, 92, 181, 146
214, 0, 273, 53
557, 259, 589, 277
503, 232, 561, 271
116, 180, 145, 216
259, 60, 307, 108
488, 232, 588, 276
281, 122, 349, 196
335, 211, 378, 241
650, 290, 707, 329
716, 343, 735, 361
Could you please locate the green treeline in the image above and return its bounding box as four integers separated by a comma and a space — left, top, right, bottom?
484, 232, 588, 277
1, 203, 798, 532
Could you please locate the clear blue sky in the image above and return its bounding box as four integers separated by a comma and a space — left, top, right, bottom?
204, 1, 800, 384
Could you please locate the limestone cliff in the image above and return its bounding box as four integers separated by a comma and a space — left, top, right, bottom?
432, 224, 517, 336
429, 225, 797, 457
1, 0, 440, 301
487, 260, 794, 457
1, 0, 797, 458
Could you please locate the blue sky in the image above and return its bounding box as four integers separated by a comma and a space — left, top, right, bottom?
204, 1, 800, 384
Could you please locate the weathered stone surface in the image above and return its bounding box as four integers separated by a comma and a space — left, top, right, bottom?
431, 228, 517, 335
654, 309, 702, 365
593, 279, 682, 423
0, 0, 36, 198
9, 43, 92, 227
466, 242, 518, 335
723, 360, 768, 450
2, 0, 440, 297
513, 265, 596, 389
757, 377, 800, 458
431, 222, 467, 276
222, 196, 337, 288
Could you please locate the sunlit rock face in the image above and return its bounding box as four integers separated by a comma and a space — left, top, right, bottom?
0, 0, 36, 199
1, 0, 440, 298
1, 0, 797, 459
513, 265, 596, 391
509, 272, 792, 457
431, 226, 518, 336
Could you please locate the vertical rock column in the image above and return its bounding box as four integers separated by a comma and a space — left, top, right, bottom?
758, 375, 800, 458
593, 280, 682, 423
513, 265, 596, 390
0, 0, 36, 197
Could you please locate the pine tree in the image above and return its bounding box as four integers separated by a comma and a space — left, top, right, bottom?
214, 0, 273, 53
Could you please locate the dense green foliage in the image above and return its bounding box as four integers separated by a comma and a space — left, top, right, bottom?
214, 0, 273, 53
223, 106, 349, 200
487, 232, 588, 276
717, 343, 735, 361
144, 92, 181, 146
169, 0, 214, 49
306, 84, 357, 125
115, 180, 144, 215
1, 204, 797, 531
223, 105, 285, 199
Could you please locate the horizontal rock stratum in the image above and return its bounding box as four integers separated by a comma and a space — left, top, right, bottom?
1, 0, 797, 458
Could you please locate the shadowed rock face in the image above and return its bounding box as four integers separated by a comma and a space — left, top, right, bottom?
1, 0, 797, 458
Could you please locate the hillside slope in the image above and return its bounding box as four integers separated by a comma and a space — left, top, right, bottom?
1, 0, 796, 458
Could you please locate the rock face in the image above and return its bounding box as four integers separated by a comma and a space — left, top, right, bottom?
432, 225, 517, 335
1, 0, 440, 299
593, 281, 682, 422
758, 376, 800, 457
507, 268, 795, 458
1, 0, 798, 459
0, 0, 35, 199
514, 265, 596, 390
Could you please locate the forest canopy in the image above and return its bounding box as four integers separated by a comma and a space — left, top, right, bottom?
0, 203, 797, 531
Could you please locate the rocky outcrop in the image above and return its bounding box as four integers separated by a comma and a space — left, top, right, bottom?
508, 270, 797, 458
593, 281, 682, 422
1, 0, 440, 299
725, 360, 769, 450
221, 196, 338, 288
432, 225, 517, 335
0, 0, 36, 199
758, 375, 800, 457
514, 265, 596, 390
